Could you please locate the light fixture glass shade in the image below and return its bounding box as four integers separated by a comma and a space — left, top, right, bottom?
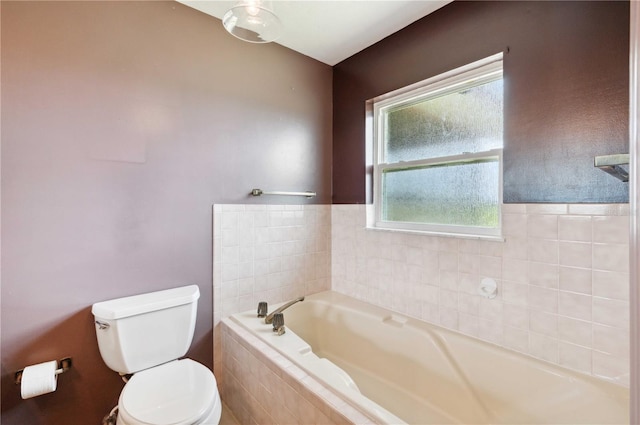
222, 1, 283, 43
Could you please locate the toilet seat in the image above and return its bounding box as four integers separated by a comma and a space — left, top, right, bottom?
117, 359, 219, 425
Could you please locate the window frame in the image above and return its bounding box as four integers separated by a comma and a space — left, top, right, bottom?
371, 53, 504, 238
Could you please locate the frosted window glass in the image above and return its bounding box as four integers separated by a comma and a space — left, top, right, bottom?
382, 159, 500, 227
384, 79, 503, 163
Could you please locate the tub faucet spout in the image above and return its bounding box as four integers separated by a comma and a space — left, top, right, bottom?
265, 296, 304, 324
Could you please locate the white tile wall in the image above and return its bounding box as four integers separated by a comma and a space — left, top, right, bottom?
213, 204, 332, 379
331, 203, 630, 386
214, 202, 630, 401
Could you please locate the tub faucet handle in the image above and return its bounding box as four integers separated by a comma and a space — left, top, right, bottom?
257, 301, 268, 318
272, 312, 285, 333
264, 296, 304, 324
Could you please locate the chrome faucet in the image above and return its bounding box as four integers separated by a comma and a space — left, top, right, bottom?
264, 296, 304, 324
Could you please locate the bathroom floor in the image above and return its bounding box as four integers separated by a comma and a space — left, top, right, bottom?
221, 402, 240, 425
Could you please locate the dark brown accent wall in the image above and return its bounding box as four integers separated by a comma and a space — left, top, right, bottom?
333, 1, 629, 204
1, 1, 331, 424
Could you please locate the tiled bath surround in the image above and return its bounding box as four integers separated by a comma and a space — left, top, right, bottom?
215, 202, 631, 424
332, 204, 630, 386
221, 317, 375, 425
213, 204, 332, 379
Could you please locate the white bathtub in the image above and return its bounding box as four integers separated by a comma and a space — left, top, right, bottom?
225, 291, 629, 424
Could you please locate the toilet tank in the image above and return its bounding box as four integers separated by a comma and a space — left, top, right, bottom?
91, 285, 200, 374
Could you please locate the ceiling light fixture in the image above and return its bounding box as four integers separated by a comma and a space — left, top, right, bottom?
222, 0, 283, 43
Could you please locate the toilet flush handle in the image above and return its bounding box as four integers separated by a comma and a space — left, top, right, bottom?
95, 320, 110, 330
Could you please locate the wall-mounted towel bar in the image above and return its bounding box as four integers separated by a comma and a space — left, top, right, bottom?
251, 189, 316, 198
594, 154, 629, 182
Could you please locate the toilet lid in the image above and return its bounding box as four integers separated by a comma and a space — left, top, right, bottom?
119, 359, 217, 425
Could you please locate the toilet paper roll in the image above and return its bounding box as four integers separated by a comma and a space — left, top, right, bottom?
20, 360, 58, 399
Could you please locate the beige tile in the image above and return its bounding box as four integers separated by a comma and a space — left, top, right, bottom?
221, 211, 239, 229
592, 270, 629, 301
420, 284, 440, 304
218, 202, 634, 389
422, 250, 439, 275
559, 241, 592, 269
477, 239, 504, 257
558, 215, 592, 242
593, 216, 629, 244
213, 234, 222, 266
529, 309, 558, 337
407, 265, 422, 285
592, 297, 629, 329
478, 318, 504, 345
459, 238, 480, 254
526, 204, 568, 215
559, 266, 592, 295
221, 264, 239, 283
558, 316, 592, 348
529, 286, 558, 313
502, 281, 529, 306
222, 228, 240, 247
458, 313, 480, 337
439, 270, 458, 290
504, 326, 529, 352
438, 237, 459, 252
439, 251, 458, 271
421, 301, 439, 323
593, 323, 629, 357
592, 351, 630, 385
592, 243, 629, 273
528, 238, 558, 264
458, 272, 480, 294
406, 246, 423, 265
439, 289, 458, 309
529, 332, 559, 363
503, 303, 529, 329
528, 262, 558, 288
502, 258, 529, 284
458, 253, 477, 274
253, 211, 269, 227
458, 292, 481, 315
527, 214, 558, 240
568, 204, 628, 216
558, 342, 592, 375
502, 204, 527, 214
478, 255, 502, 279
503, 213, 527, 237
503, 236, 528, 259
479, 298, 503, 322
558, 291, 591, 321
439, 307, 458, 330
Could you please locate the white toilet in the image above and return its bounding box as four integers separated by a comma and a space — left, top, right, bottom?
92, 285, 222, 425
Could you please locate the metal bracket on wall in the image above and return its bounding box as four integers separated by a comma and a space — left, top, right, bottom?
250, 188, 316, 198
594, 154, 630, 182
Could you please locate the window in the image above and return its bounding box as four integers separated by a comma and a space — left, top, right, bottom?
372, 53, 504, 237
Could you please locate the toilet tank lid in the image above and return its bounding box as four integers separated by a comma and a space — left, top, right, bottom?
92, 285, 200, 320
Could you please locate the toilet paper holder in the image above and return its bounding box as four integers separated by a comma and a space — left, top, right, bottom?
14, 357, 72, 385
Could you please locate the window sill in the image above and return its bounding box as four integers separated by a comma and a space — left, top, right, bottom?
365, 225, 505, 242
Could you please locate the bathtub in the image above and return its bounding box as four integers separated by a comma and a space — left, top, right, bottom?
222, 291, 629, 424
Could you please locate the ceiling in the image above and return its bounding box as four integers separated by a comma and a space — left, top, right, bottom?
178, 0, 453, 66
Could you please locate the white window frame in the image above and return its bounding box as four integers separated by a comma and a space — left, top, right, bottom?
371, 53, 504, 238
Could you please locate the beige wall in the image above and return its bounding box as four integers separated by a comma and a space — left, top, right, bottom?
0, 2, 332, 423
